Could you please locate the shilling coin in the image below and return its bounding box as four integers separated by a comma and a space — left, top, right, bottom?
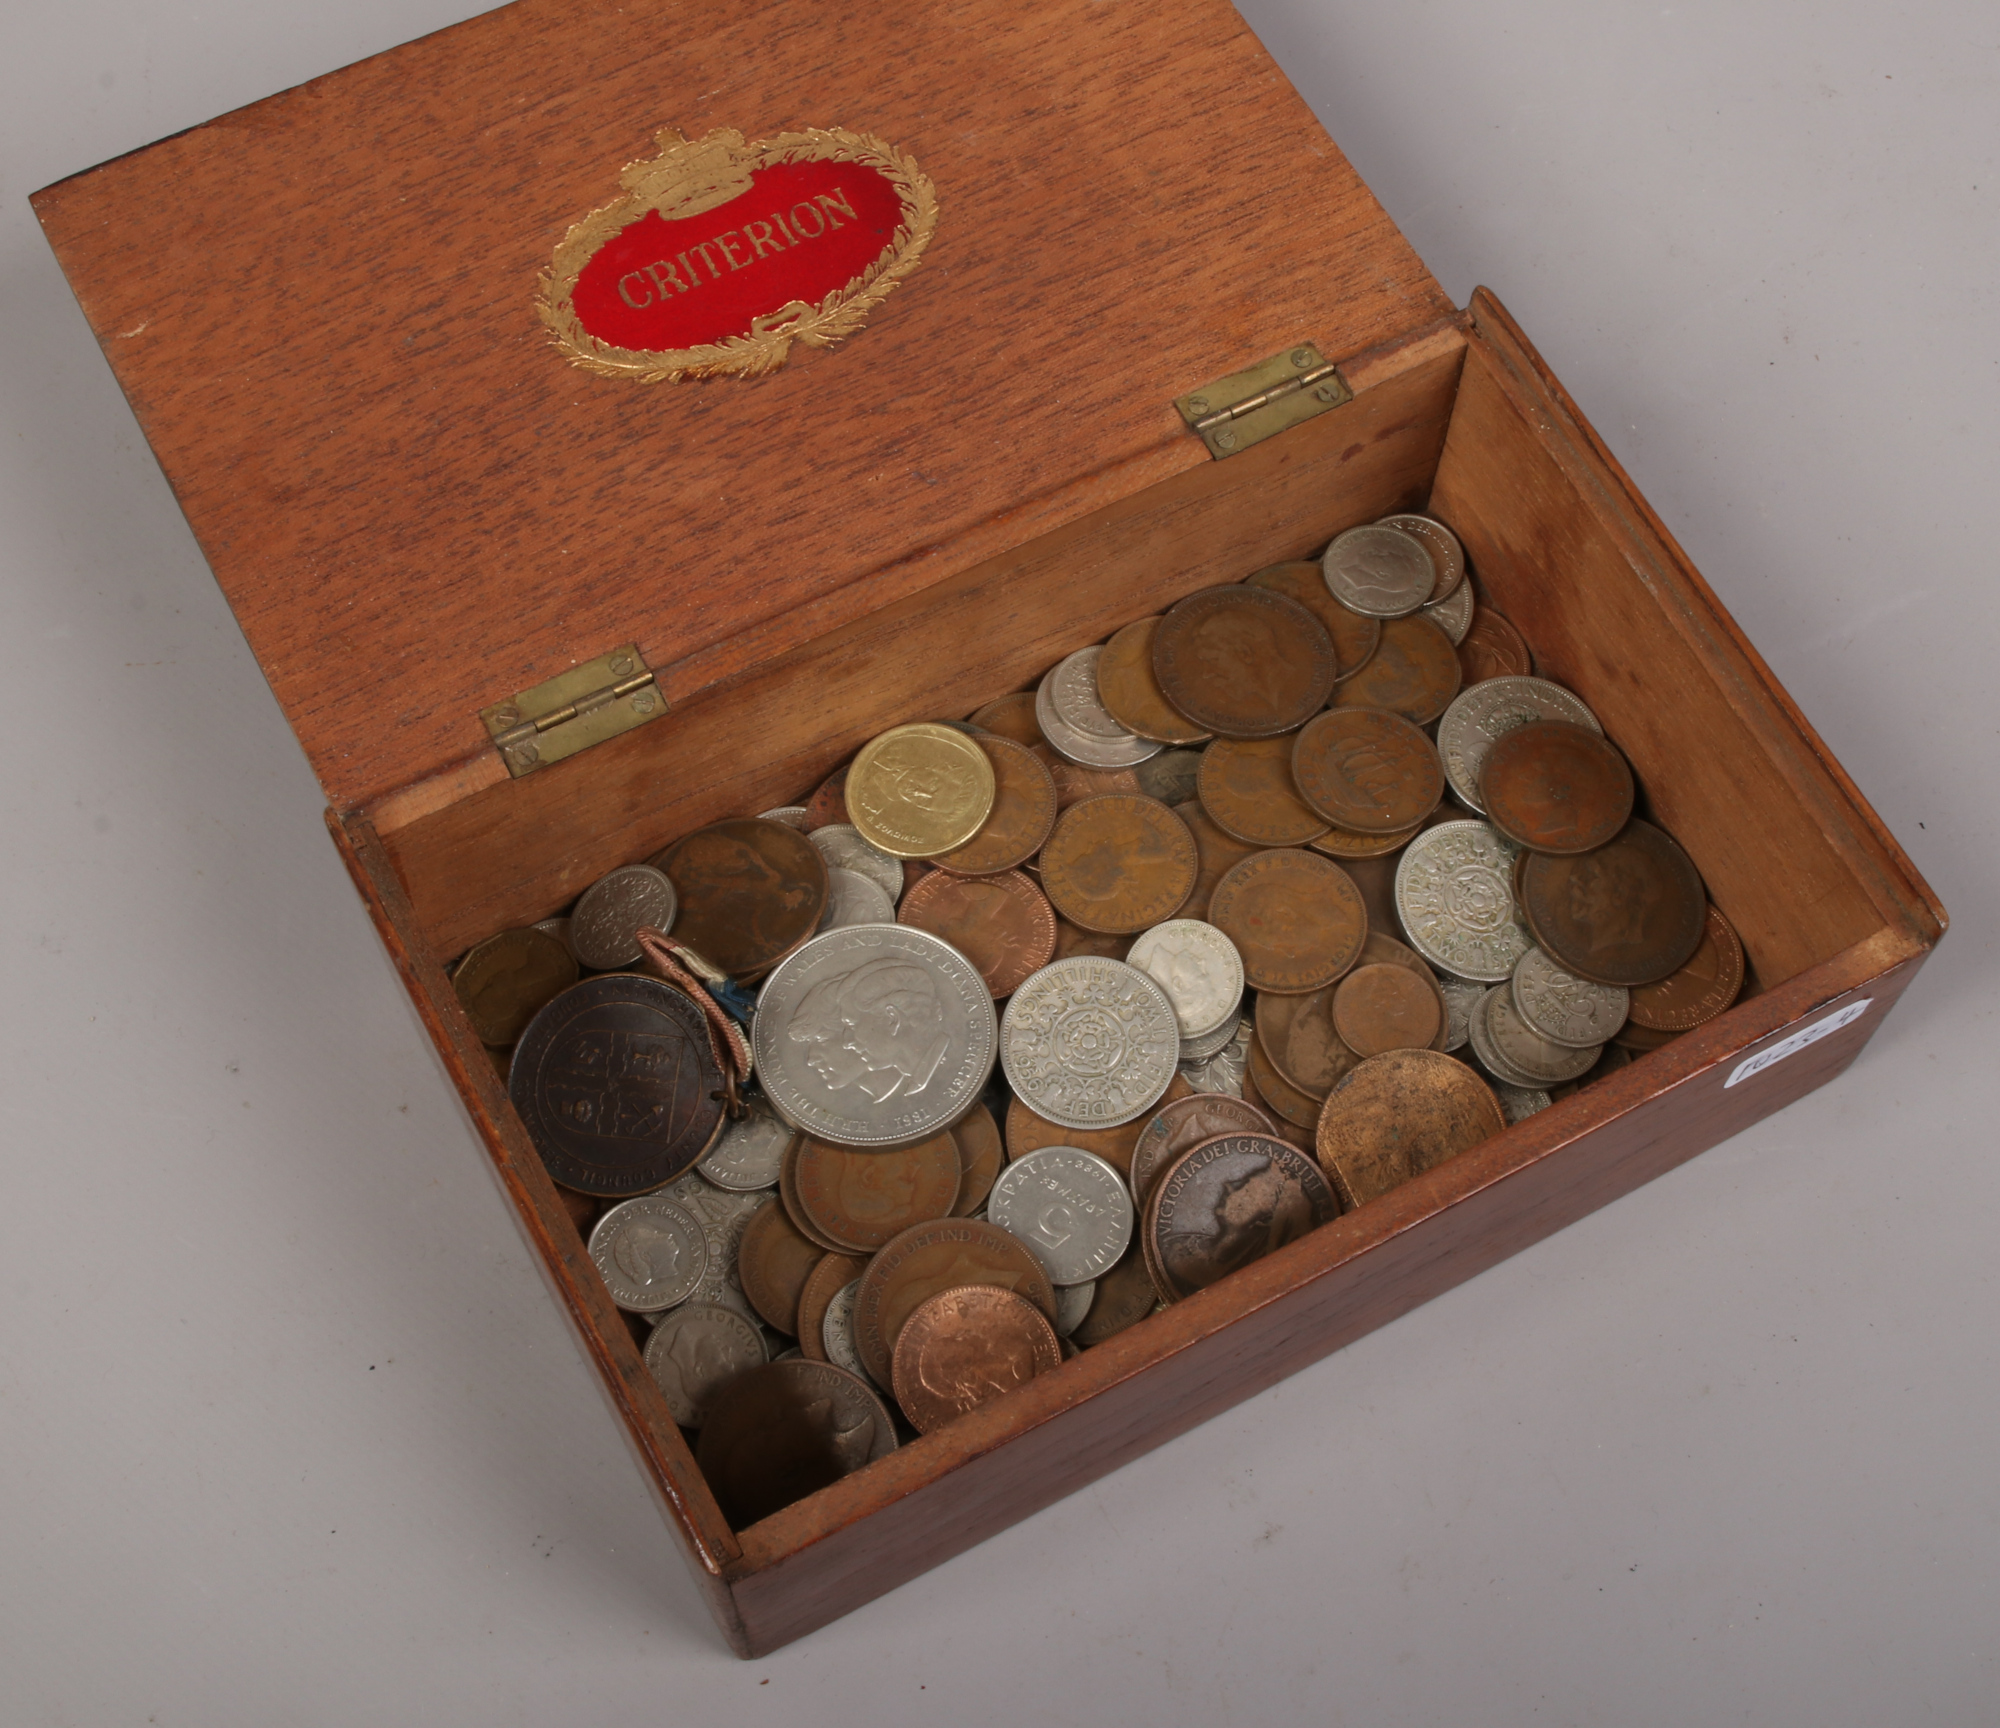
1322, 523, 1437, 618
587, 1197, 708, 1313
1146, 1132, 1338, 1300
1039, 796, 1198, 934
654, 1171, 767, 1322
1377, 512, 1466, 603
820, 1278, 868, 1377
1290, 708, 1445, 835
988, 1146, 1134, 1285
1326, 613, 1462, 724
1129, 1092, 1275, 1206
569, 863, 679, 971
695, 1096, 793, 1192
1422, 579, 1475, 645
1492, 1082, 1553, 1125
452, 925, 580, 1047
1151, 585, 1338, 739
791, 1129, 962, 1253
1333, 962, 1442, 1056
1627, 904, 1745, 1031
1073, 1251, 1161, 1347
1244, 561, 1382, 681
1512, 947, 1630, 1049
1125, 919, 1245, 1042
1254, 987, 1359, 1101
696, 1359, 897, 1525
1480, 984, 1600, 1085
643, 1302, 768, 1427
819, 866, 896, 931
737, 1198, 827, 1334
751, 925, 998, 1149
794, 1252, 868, 1363
1314, 1049, 1505, 1209
1393, 820, 1533, 982
808, 823, 907, 905
932, 735, 1058, 875
1437, 975, 1483, 1052
890, 1286, 1062, 1434
950, 1102, 1005, 1216
1048, 645, 1165, 755
1180, 1015, 1252, 1097
1245, 1032, 1323, 1129
1180, 1010, 1246, 1063
1095, 619, 1212, 745
509, 975, 726, 1196
1174, 799, 1262, 922
1001, 957, 1182, 1131
1457, 608, 1533, 683
967, 691, 1045, 748
853, 1216, 1058, 1389
1435, 675, 1602, 816
758, 805, 813, 830
1135, 747, 1206, 807
1208, 848, 1368, 995
1198, 735, 1331, 847
1036, 660, 1163, 769
653, 818, 828, 978
898, 867, 1057, 998
845, 722, 999, 858
1480, 721, 1634, 855
1519, 819, 1708, 988
1463, 987, 1554, 1089
1054, 1279, 1096, 1336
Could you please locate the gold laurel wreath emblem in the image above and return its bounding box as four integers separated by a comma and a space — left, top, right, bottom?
537, 125, 939, 382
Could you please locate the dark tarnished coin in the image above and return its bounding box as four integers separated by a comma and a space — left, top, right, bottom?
1208, 848, 1368, 995
1333, 962, 1443, 1057
1072, 1250, 1162, 1347
1480, 721, 1634, 855
1309, 821, 1421, 862
1136, 747, 1205, 807
653, 818, 828, 979
1146, 1133, 1338, 1300
968, 691, 1045, 749
1096, 617, 1211, 745
1457, 608, 1533, 683
1314, 1049, 1505, 1209
737, 1198, 826, 1334
1291, 708, 1444, 835
853, 1217, 1058, 1389
950, 1102, 1006, 1215
1627, 904, 1745, 1031
899, 867, 1058, 997
1322, 523, 1436, 618
1613, 1019, 1681, 1053
570, 863, 679, 971
1327, 613, 1462, 725
453, 926, 580, 1047
795, 1252, 869, 1363
1152, 585, 1338, 738
933, 734, 1058, 875
1128, 1093, 1275, 1206
891, 1286, 1062, 1434
1039, 795, 1198, 934
1244, 561, 1382, 682
1256, 985, 1360, 1100
1378, 512, 1465, 603
1174, 799, 1263, 922
792, 1129, 962, 1253
509, 975, 725, 1197
696, 1359, 897, 1526
1519, 819, 1708, 987
1245, 1032, 1324, 1129
1198, 736, 1331, 847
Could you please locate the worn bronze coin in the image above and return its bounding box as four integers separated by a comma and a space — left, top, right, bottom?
1096, 617, 1212, 745
453, 926, 579, 1047
696, 1359, 897, 1527
653, 818, 829, 979
853, 1217, 1058, 1389
1333, 963, 1442, 1056
898, 867, 1057, 997
1314, 1049, 1505, 1209
1245, 1032, 1323, 1129
736, 1198, 826, 1334
1174, 799, 1263, 921
1519, 819, 1708, 987
1004, 1076, 1193, 1180
1146, 1132, 1338, 1300
1310, 820, 1423, 861
1479, 721, 1634, 855
950, 1102, 1005, 1215
1457, 608, 1532, 683
509, 975, 726, 1197
1128, 1093, 1275, 1206
1244, 561, 1382, 681
1612, 1020, 1680, 1052
1072, 1251, 1161, 1347
791, 1129, 962, 1253
1198, 736, 1331, 847
1327, 612, 1462, 725
968, 691, 1045, 749
1053, 917, 1132, 963
891, 1285, 1062, 1433
1255, 987, 1360, 1100
1627, 904, 1745, 1031
794, 1252, 868, 1363
1152, 585, 1338, 738
1239, 1066, 1317, 1157
1291, 708, 1445, 835
1030, 743, 1142, 809
1355, 928, 1452, 1052
1135, 747, 1204, 807
845, 722, 997, 859
1208, 848, 1368, 995
803, 765, 849, 830
778, 1137, 850, 1251
1039, 795, 1198, 934
932, 734, 1058, 875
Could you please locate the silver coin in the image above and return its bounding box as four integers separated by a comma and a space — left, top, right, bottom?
1035, 662, 1162, 768
569, 862, 678, 970
987, 1146, 1134, 1285
757, 806, 812, 830
1125, 919, 1245, 1041
820, 1279, 870, 1380
1422, 580, 1475, 645
1491, 1081, 1554, 1125
808, 823, 905, 905
1465, 987, 1547, 1090
1485, 984, 1600, 1084
1052, 644, 1148, 745
752, 924, 998, 1147
1436, 975, 1484, 1053
1135, 748, 1205, 806
1001, 957, 1180, 1130
818, 867, 896, 932
643, 1302, 768, 1427
532, 916, 575, 960
587, 1197, 708, 1313
1054, 1280, 1096, 1336
655, 1170, 767, 1323
1511, 947, 1630, 1049
1435, 675, 1602, 814
1394, 820, 1533, 983
695, 1095, 794, 1191
1179, 1009, 1246, 1062
1179, 1014, 1252, 1096
1322, 523, 1437, 618
1378, 512, 1465, 603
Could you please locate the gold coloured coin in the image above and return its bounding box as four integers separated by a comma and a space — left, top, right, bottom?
845, 722, 997, 859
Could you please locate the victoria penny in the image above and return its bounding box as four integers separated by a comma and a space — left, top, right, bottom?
1174, 799, 1263, 921
898, 867, 1057, 997
968, 691, 1045, 749
1479, 721, 1634, 855
1244, 561, 1382, 681
1333, 963, 1442, 1056
853, 1217, 1058, 1389
1198, 736, 1331, 847
1519, 819, 1708, 987
791, 1129, 962, 1252
652, 818, 829, 978
1128, 1092, 1275, 1206
1291, 708, 1444, 834
1314, 1049, 1505, 1209
1327, 613, 1462, 725
1626, 903, 1745, 1031
1208, 848, 1368, 994
1145, 1132, 1339, 1300
1039, 795, 1198, 934
1151, 585, 1338, 738
794, 1252, 868, 1363
1096, 617, 1211, 745
1457, 608, 1533, 683
891, 1286, 1062, 1434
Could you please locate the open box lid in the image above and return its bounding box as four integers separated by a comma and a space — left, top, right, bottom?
33, 0, 1449, 813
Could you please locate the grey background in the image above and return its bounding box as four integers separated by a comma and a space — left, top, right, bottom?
2, 1, 1992, 1721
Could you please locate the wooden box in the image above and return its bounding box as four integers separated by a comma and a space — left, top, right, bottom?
32, 0, 1943, 1657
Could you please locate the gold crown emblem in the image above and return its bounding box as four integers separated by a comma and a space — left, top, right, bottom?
618, 128, 758, 222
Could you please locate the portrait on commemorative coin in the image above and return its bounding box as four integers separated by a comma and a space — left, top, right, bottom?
787, 957, 951, 1103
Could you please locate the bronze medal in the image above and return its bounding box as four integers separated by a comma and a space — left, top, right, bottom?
452, 925, 579, 1047
932, 734, 1058, 874
1327, 612, 1462, 725
1518, 819, 1708, 987
1151, 585, 1338, 738
1478, 721, 1634, 855
890, 1286, 1062, 1433
1332, 962, 1442, 1056
653, 817, 829, 978
897, 867, 1057, 997
1197, 736, 1331, 847
1039, 795, 1198, 934
1244, 560, 1382, 681
1456, 608, 1533, 683
967, 691, 1045, 748
1174, 798, 1263, 921
1626, 904, 1745, 1031
1290, 707, 1445, 834
852, 1217, 1058, 1389
1096, 617, 1212, 744
1208, 848, 1368, 994
1145, 1133, 1338, 1301
1313, 1049, 1505, 1209
791, 1129, 962, 1252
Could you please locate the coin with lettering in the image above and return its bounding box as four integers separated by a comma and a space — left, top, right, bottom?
1435, 675, 1603, 816
1039, 795, 1198, 934
694, 1097, 792, 1192
932, 735, 1058, 875
1626, 903, 1744, 1031
1291, 708, 1444, 835
988, 1146, 1134, 1285
1001, 957, 1182, 1131
853, 1216, 1058, 1388
968, 691, 1045, 749
1033, 744, 1144, 810
1423, 579, 1475, 645
1314, 1049, 1505, 1209
1333, 962, 1442, 1056
1393, 819, 1533, 982
1378, 512, 1465, 603
843, 722, 998, 858
1135, 747, 1205, 807
1245, 561, 1382, 681
1495, 1082, 1554, 1123
654, 1171, 767, 1323
1208, 848, 1368, 994
1253, 988, 1358, 1102
818, 867, 896, 932
898, 867, 1057, 997
791, 1129, 962, 1253
1519, 819, 1708, 987
1003, 1076, 1192, 1180
1478, 984, 1599, 1085
1036, 659, 1163, 770
569, 863, 679, 971
1479, 721, 1634, 855
1152, 585, 1338, 738
1174, 799, 1263, 922
1072, 1252, 1159, 1347
794, 1252, 869, 1363
1096, 618, 1211, 745
509, 975, 726, 1196
1128, 1093, 1274, 1206
1147, 1133, 1338, 1300
808, 823, 906, 905
452, 926, 580, 1047
1326, 612, 1462, 724
891, 1286, 1062, 1434
643, 1302, 768, 1427
1198, 736, 1331, 847
1457, 608, 1533, 683
697, 1358, 898, 1524
1125, 919, 1245, 1042
1322, 523, 1436, 618
1176, 1011, 1251, 1098
737, 1198, 828, 1334
820, 1278, 868, 1376
587, 1197, 708, 1313
951, 1102, 1005, 1215
653, 818, 828, 978
1466, 988, 1570, 1089
1511, 947, 1630, 1049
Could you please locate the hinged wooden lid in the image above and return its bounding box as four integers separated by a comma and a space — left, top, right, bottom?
33, 0, 1449, 812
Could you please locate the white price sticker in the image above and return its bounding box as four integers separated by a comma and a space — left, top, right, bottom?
1724, 999, 1873, 1088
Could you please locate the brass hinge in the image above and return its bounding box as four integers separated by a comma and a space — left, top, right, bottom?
480, 644, 665, 778
1175, 343, 1352, 458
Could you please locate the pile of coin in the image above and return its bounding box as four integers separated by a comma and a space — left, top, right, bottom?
448, 506, 1748, 1530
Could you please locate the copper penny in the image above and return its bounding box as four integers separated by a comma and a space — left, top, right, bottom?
1627, 904, 1745, 1031
1327, 613, 1462, 725
1479, 721, 1634, 855
853, 1217, 1058, 1389
791, 1129, 962, 1253
1004, 1076, 1192, 1180
1096, 617, 1212, 745
1072, 1251, 1161, 1347
452, 925, 579, 1047
950, 1102, 1005, 1215
1332, 848, 1402, 937
1245, 1032, 1323, 1129
1291, 708, 1445, 835
1255, 988, 1360, 1100
1310, 821, 1423, 861
1314, 1049, 1505, 1209
1332, 963, 1442, 1056
1145, 1132, 1339, 1301
778, 1138, 850, 1251
1129, 1092, 1275, 1206
794, 1252, 868, 1362
1174, 799, 1263, 921
803, 766, 849, 830
1039, 795, 1198, 934
1612, 1020, 1680, 1052
1244, 561, 1382, 682
1030, 743, 1142, 809
891, 1285, 1062, 1433
1356, 928, 1452, 1052
898, 868, 1057, 997
968, 691, 1045, 749
1208, 848, 1368, 995
652, 818, 829, 979
1519, 819, 1708, 987
695, 1359, 897, 1528
1457, 608, 1533, 683
1053, 918, 1133, 963
1238, 1067, 1318, 1157
933, 734, 1059, 874
1198, 736, 1331, 847
736, 1198, 826, 1334
1151, 585, 1338, 738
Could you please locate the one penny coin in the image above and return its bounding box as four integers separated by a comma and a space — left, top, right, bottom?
1146, 1132, 1339, 1300
794, 1252, 868, 1363
1245, 1032, 1324, 1129
1096, 617, 1212, 745
1377, 512, 1466, 603
1519, 819, 1708, 988
1333, 963, 1442, 1056
1327, 613, 1462, 725
853, 1217, 1058, 1389
968, 691, 1045, 749
791, 1129, 962, 1253
1626, 904, 1745, 1031
1255, 986, 1360, 1100
778, 1135, 850, 1251
1314, 1049, 1505, 1209
1032, 745, 1143, 810
898, 867, 1057, 997
845, 721, 998, 858
453, 926, 579, 1047
1151, 585, 1338, 738
1322, 523, 1436, 618
1039, 795, 1198, 934
1198, 736, 1331, 847
1072, 1251, 1161, 1347
696, 1359, 897, 1527
1208, 848, 1368, 995
891, 1285, 1062, 1434
1244, 561, 1382, 681
950, 1102, 1006, 1215
932, 734, 1058, 874
737, 1198, 827, 1334
1309, 821, 1422, 861
1128, 1092, 1275, 1207
1291, 708, 1444, 835
1457, 608, 1533, 683
1174, 799, 1263, 921
653, 818, 828, 978
1479, 721, 1634, 855
1354, 928, 1453, 1053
